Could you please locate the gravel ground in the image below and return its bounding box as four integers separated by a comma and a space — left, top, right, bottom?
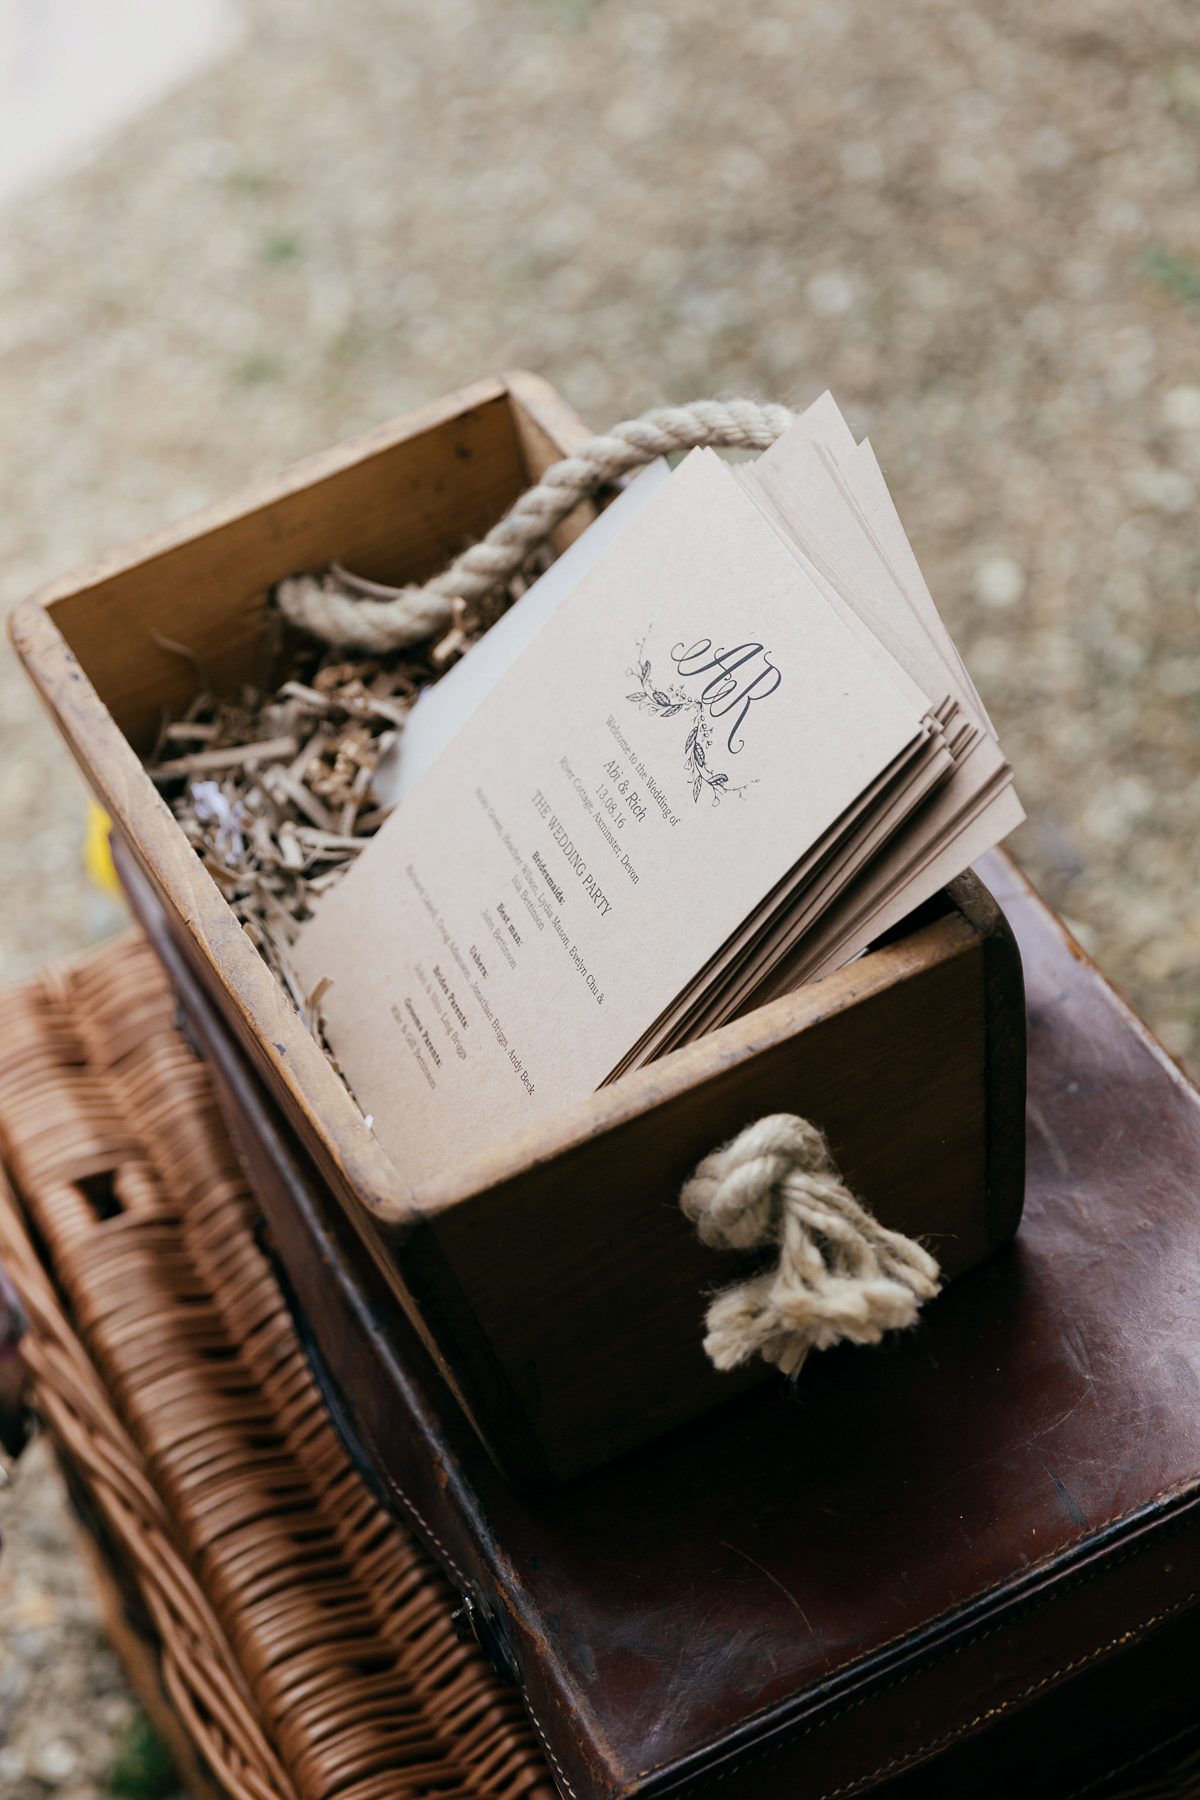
0, 1437, 178, 1800
2, 0, 1200, 1788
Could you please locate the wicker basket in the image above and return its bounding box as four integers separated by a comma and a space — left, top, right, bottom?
0, 931, 555, 1800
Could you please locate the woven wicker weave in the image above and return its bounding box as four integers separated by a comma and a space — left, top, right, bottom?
0, 931, 555, 1800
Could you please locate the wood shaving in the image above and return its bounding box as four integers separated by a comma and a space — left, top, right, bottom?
149, 642, 430, 1020
147, 555, 554, 1037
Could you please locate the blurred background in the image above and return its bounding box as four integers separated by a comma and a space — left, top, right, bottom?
0, 0, 1199, 1791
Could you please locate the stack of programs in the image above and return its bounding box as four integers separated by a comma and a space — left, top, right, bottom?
292, 394, 1022, 1183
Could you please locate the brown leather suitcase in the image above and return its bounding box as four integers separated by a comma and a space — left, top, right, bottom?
114, 836, 1200, 1800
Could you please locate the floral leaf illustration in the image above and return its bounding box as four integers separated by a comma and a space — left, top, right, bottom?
626, 633, 748, 805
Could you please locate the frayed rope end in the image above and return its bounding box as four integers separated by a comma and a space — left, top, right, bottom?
681, 1113, 942, 1378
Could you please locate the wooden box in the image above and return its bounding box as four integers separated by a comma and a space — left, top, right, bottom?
9, 371, 1026, 1485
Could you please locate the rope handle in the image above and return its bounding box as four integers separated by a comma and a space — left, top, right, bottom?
275, 397, 799, 658
681, 1115, 941, 1376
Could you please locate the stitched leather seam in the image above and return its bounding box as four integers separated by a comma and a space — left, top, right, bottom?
520, 1693, 581, 1800
660, 1587, 1200, 1799
375, 1464, 470, 1588
631, 1496, 1200, 1787
814, 1588, 1200, 1800
373, 1463, 581, 1798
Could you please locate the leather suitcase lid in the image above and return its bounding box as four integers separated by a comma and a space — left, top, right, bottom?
118, 840, 1200, 1800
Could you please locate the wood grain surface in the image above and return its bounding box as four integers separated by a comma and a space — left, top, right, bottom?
13, 375, 1026, 1481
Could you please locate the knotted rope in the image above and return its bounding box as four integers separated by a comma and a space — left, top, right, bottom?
275, 397, 798, 656
680, 1114, 942, 1377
